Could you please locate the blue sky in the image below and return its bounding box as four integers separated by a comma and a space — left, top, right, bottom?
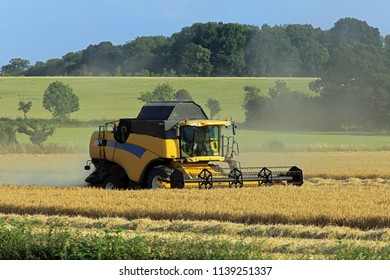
0, 0, 389, 66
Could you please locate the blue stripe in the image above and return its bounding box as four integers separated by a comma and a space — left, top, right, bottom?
93, 140, 147, 158
115, 141, 147, 158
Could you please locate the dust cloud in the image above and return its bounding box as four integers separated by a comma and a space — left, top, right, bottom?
0, 154, 91, 187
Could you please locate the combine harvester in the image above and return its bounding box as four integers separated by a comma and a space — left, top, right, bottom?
84, 101, 303, 189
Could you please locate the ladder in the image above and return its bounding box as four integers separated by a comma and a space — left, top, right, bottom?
98, 125, 106, 160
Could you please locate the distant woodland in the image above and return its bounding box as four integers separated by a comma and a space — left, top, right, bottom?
1, 17, 389, 78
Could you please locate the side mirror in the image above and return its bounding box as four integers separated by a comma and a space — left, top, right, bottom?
84, 160, 92, 170
232, 122, 237, 135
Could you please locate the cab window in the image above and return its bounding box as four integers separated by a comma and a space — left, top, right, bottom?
180, 126, 220, 157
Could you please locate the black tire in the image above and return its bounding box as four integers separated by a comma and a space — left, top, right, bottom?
102, 175, 128, 190
146, 165, 172, 189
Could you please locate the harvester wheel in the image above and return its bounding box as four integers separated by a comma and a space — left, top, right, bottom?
147, 166, 172, 189
102, 176, 127, 190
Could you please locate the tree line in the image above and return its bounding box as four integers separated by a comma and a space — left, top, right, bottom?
2, 17, 389, 78
2, 17, 390, 131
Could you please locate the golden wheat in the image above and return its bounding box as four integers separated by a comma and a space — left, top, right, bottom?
1, 180, 389, 229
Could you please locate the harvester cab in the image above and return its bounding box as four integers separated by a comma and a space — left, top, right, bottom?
84, 101, 303, 189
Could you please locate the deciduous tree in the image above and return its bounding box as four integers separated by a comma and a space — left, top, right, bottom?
138, 83, 176, 103
1, 58, 30, 76
17, 96, 32, 119
42, 81, 80, 119
205, 98, 221, 119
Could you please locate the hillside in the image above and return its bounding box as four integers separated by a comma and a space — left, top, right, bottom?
0, 76, 313, 123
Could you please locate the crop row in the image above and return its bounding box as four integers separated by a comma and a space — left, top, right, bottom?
1, 182, 389, 229
1, 214, 389, 260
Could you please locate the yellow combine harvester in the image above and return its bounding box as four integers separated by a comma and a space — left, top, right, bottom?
84, 101, 303, 189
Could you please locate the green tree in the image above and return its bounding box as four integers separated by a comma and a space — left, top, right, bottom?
81, 41, 122, 75
1, 58, 30, 76
245, 25, 301, 77
311, 43, 390, 129
267, 26, 301, 76
121, 36, 169, 75
138, 83, 176, 103
0, 123, 17, 144
211, 23, 248, 75
205, 98, 221, 119
42, 81, 80, 119
17, 120, 55, 147
171, 22, 250, 76
45, 59, 65, 76
285, 24, 329, 76
242, 85, 261, 108
17, 96, 32, 119
62, 51, 82, 75
266, 80, 309, 127
25, 61, 47, 76
242, 85, 268, 128
244, 25, 272, 76
175, 89, 193, 101
327, 18, 383, 50
179, 43, 212, 76
383, 35, 390, 70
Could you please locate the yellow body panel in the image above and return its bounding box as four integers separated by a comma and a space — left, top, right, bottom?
128, 134, 180, 159
89, 131, 116, 161
89, 131, 181, 182
113, 149, 158, 182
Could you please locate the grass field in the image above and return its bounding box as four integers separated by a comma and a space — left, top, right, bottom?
8, 127, 390, 154
3, 76, 390, 153
0, 76, 314, 122
2, 214, 389, 260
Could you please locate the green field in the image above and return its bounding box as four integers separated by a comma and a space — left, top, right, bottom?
12, 126, 390, 153
9, 127, 390, 154
2, 76, 390, 152
234, 130, 390, 152
0, 76, 314, 123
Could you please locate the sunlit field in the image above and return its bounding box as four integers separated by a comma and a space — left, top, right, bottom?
0, 76, 313, 122
1, 182, 389, 229
0, 181, 389, 260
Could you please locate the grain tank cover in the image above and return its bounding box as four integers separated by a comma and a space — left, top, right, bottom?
136, 101, 208, 121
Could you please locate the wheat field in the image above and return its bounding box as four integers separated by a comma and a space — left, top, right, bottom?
0, 180, 389, 229
1, 152, 389, 259
1, 152, 389, 230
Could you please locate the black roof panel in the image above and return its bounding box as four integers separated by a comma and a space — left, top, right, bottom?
136, 101, 208, 120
